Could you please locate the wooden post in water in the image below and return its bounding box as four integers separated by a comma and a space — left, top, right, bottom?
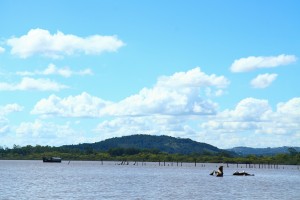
164, 161, 165, 166
237, 163, 239, 168
195, 159, 197, 167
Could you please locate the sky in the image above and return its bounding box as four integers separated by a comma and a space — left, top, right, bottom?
0, 0, 299, 149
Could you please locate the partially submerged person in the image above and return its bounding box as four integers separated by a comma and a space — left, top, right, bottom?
210, 166, 223, 177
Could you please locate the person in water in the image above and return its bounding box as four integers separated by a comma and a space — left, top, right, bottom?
210, 166, 223, 177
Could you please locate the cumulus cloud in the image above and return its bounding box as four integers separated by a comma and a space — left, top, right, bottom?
0, 117, 10, 134
13, 120, 88, 146
230, 54, 297, 72
250, 73, 278, 88
0, 104, 23, 116
7, 28, 125, 58
0, 77, 68, 91
101, 67, 228, 116
200, 97, 300, 147
157, 67, 229, 88
277, 97, 300, 118
95, 116, 197, 141
0, 103, 23, 135
31, 92, 112, 117
32, 67, 229, 117
16, 120, 73, 138
16, 63, 93, 77
0, 46, 5, 53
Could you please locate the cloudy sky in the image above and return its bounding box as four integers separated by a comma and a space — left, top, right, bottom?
0, 1, 299, 148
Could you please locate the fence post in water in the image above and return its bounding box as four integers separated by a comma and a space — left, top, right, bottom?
237, 163, 239, 168
195, 159, 197, 167
177, 160, 178, 166
164, 161, 165, 166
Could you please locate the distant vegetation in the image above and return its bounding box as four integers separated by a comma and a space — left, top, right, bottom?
228, 146, 300, 156
1, 135, 300, 165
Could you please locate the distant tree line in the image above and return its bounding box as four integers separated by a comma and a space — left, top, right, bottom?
0, 145, 299, 165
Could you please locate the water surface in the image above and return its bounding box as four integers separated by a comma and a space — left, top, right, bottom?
0, 160, 299, 199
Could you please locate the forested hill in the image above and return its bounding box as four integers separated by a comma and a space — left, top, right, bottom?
227, 146, 300, 156
63, 134, 223, 155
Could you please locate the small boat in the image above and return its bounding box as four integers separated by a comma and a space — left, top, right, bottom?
43, 157, 62, 163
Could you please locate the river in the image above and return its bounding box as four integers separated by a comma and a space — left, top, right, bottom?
0, 160, 299, 199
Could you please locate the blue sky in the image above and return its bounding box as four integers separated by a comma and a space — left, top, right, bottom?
0, 0, 299, 148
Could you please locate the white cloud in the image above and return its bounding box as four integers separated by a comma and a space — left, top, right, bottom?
31, 92, 112, 117
32, 67, 228, 117
230, 54, 297, 72
95, 116, 197, 141
0, 117, 10, 134
0, 46, 5, 53
17, 63, 93, 77
0, 77, 68, 91
0, 103, 23, 136
7, 28, 125, 58
0, 104, 23, 116
157, 67, 229, 88
250, 73, 278, 88
13, 120, 87, 146
16, 120, 73, 138
277, 97, 300, 118
200, 97, 300, 148
103, 67, 228, 116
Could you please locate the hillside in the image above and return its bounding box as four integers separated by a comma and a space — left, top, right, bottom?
227, 146, 300, 156
63, 134, 223, 155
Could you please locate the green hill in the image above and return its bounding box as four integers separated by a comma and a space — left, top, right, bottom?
227, 146, 300, 156
63, 134, 223, 155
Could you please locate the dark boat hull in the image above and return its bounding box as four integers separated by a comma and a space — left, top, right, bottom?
43, 157, 62, 163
